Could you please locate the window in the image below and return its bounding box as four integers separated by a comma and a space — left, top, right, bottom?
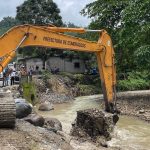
74, 62, 80, 68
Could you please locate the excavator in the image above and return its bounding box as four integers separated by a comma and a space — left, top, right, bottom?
0, 24, 117, 128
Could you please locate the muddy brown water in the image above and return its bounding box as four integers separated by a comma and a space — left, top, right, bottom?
37, 95, 150, 150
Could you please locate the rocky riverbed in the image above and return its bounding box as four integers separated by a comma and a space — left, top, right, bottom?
0, 85, 119, 150
0, 119, 72, 150
0, 75, 150, 150
116, 90, 150, 122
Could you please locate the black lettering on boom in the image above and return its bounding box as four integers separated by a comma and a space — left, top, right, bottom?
43, 37, 86, 48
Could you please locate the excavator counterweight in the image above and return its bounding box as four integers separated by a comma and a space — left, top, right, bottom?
0, 25, 117, 128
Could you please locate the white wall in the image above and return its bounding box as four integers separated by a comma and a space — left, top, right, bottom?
46, 57, 85, 73
25, 57, 85, 73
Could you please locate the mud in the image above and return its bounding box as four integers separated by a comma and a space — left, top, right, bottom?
71, 109, 119, 148
116, 90, 150, 122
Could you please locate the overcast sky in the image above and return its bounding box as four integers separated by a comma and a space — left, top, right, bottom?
0, 0, 94, 26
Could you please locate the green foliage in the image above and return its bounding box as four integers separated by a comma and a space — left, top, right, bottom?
81, 0, 127, 31
22, 82, 37, 104
41, 70, 51, 87
76, 84, 101, 96
134, 45, 150, 70
73, 74, 100, 85
16, 0, 63, 26
0, 17, 20, 36
81, 0, 150, 73
16, 0, 63, 64
42, 70, 51, 80
118, 71, 150, 91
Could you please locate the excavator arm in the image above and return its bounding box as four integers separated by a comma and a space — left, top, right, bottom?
0, 25, 117, 113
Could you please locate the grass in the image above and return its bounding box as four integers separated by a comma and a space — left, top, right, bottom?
22, 82, 37, 105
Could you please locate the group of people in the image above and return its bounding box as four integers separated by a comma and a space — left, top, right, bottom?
2, 64, 61, 87
2, 69, 17, 86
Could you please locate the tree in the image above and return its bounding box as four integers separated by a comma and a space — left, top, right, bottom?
0, 17, 20, 36
81, 0, 150, 73
16, 0, 63, 69
121, 0, 150, 70
81, 1, 128, 32
16, 0, 63, 26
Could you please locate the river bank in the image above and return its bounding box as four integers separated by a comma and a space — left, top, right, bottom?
37, 95, 150, 150
0, 81, 150, 150
1, 73, 150, 149
0, 85, 118, 150
20, 74, 150, 123
117, 90, 150, 122
30, 75, 150, 123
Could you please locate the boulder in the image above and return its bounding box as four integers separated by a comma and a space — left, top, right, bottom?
15, 98, 26, 103
39, 102, 54, 111
71, 109, 119, 141
44, 117, 62, 132
13, 92, 20, 98
15, 100, 32, 119
24, 114, 45, 127
139, 109, 145, 114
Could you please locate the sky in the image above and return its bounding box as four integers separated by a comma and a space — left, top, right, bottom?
0, 0, 94, 26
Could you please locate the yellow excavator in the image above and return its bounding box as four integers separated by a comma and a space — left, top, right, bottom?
0, 24, 117, 127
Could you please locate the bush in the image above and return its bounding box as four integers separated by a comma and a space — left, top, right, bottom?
77, 84, 101, 96
41, 70, 52, 87
117, 71, 150, 91
22, 82, 37, 105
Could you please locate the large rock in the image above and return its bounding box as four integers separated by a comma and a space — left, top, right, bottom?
44, 117, 62, 132
24, 114, 45, 127
15, 99, 32, 119
71, 109, 119, 141
39, 102, 54, 111
15, 98, 26, 103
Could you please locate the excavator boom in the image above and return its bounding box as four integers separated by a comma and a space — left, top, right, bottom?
0, 25, 117, 126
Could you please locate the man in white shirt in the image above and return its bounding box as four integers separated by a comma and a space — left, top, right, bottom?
10, 70, 16, 85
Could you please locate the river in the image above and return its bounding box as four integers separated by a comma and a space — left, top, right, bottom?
37, 95, 150, 150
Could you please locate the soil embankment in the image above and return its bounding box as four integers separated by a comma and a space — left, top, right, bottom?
32, 75, 78, 104
31, 74, 100, 104
32, 74, 150, 122
117, 90, 150, 122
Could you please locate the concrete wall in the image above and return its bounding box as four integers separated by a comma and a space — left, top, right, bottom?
26, 58, 43, 72
46, 57, 64, 72
23, 57, 85, 73
46, 57, 85, 73
64, 58, 85, 73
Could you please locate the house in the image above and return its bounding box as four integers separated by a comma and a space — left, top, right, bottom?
17, 56, 85, 73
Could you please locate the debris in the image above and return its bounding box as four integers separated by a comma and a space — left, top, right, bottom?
71, 109, 119, 142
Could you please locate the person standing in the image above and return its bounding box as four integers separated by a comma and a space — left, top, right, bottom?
10, 70, 16, 85
3, 72, 6, 87
28, 69, 33, 82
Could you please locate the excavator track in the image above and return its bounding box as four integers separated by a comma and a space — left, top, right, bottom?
0, 91, 16, 128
